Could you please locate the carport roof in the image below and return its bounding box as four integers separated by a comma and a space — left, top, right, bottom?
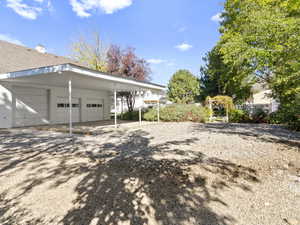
0, 40, 165, 91
0, 63, 165, 91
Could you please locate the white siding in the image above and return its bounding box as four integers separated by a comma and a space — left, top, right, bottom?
0, 82, 112, 128
0, 83, 13, 128
13, 86, 49, 127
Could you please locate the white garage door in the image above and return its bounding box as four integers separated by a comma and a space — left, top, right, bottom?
56, 97, 80, 123
14, 86, 49, 127
86, 98, 104, 121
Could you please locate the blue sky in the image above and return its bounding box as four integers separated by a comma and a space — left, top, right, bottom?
0, 0, 224, 85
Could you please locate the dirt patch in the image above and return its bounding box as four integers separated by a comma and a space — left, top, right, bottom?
0, 123, 299, 225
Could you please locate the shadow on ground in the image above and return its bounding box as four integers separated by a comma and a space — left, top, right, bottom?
192, 123, 300, 149
0, 128, 260, 225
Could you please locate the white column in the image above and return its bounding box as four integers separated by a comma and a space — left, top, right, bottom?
226, 103, 229, 123
139, 91, 142, 126
114, 89, 117, 128
209, 99, 213, 122
121, 97, 124, 116
157, 99, 160, 123
68, 80, 72, 136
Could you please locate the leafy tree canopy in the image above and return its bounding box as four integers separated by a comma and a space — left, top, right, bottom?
200, 45, 254, 103
167, 70, 200, 104
219, 0, 300, 104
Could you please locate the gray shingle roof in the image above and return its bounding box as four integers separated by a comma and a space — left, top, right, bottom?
0, 40, 83, 74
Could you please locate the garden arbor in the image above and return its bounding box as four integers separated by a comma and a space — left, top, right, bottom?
206, 96, 234, 122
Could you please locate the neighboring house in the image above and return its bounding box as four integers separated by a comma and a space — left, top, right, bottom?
250, 89, 273, 105
242, 84, 279, 113
114, 90, 168, 114
0, 40, 164, 129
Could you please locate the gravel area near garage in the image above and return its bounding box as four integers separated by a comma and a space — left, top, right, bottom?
0, 122, 299, 225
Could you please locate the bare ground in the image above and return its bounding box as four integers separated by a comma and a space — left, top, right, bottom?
0, 123, 299, 225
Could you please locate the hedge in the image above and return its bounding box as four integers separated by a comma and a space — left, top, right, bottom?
143, 104, 211, 123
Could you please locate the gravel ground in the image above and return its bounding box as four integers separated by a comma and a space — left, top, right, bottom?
0, 122, 299, 225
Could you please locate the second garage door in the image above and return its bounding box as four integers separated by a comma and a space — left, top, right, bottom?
86, 98, 104, 121
56, 97, 80, 123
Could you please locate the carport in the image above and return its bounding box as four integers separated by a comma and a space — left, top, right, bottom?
0, 63, 165, 135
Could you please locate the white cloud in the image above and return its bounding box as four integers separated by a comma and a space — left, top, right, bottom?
0, 34, 23, 45
6, 0, 42, 19
147, 59, 176, 67
211, 13, 223, 23
175, 43, 193, 51
47, 0, 54, 13
147, 59, 166, 64
69, 0, 133, 18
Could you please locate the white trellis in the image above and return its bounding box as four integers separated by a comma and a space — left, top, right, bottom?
207, 97, 231, 123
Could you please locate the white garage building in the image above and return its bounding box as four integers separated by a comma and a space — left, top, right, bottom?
0, 40, 164, 130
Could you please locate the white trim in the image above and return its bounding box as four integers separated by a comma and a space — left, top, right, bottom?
0, 65, 69, 80
69, 66, 164, 91
0, 64, 165, 92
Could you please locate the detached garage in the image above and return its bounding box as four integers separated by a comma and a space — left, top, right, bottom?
0, 40, 165, 130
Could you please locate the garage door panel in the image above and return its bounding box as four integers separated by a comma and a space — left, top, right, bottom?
55, 97, 80, 123
86, 98, 104, 122
13, 86, 49, 127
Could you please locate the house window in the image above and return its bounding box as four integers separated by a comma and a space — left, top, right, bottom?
87, 103, 103, 108
57, 103, 79, 108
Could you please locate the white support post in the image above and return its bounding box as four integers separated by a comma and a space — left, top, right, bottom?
157, 99, 160, 123
121, 97, 124, 117
114, 89, 117, 129
226, 103, 229, 123
209, 99, 213, 122
139, 91, 142, 126
68, 80, 72, 136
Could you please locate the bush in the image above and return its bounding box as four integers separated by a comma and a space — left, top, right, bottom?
229, 109, 250, 123
119, 111, 139, 121
268, 104, 300, 131
143, 104, 211, 123
267, 111, 283, 124
251, 108, 268, 123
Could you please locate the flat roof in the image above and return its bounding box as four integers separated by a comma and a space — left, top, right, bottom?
0, 63, 166, 91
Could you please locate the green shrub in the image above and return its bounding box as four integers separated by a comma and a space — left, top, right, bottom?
229, 109, 250, 123
143, 104, 210, 123
251, 108, 268, 123
119, 111, 139, 121
143, 108, 158, 121
268, 104, 300, 131
267, 111, 283, 124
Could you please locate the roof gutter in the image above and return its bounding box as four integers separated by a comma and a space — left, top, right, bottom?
0, 63, 165, 91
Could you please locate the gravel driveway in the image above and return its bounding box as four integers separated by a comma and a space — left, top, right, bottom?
0, 123, 299, 225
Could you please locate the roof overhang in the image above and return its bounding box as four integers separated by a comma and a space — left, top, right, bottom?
0, 63, 165, 93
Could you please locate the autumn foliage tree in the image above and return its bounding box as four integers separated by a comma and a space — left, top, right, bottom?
106, 45, 151, 112
70, 32, 107, 72
70, 33, 151, 113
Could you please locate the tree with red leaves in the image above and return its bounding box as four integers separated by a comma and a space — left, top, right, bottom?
107, 45, 151, 112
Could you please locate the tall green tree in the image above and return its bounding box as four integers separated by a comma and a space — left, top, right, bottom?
168, 70, 200, 104
200, 45, 253, 103
219, 0, 300, 104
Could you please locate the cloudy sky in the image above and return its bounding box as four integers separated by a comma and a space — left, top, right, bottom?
0, 0, 224, 85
